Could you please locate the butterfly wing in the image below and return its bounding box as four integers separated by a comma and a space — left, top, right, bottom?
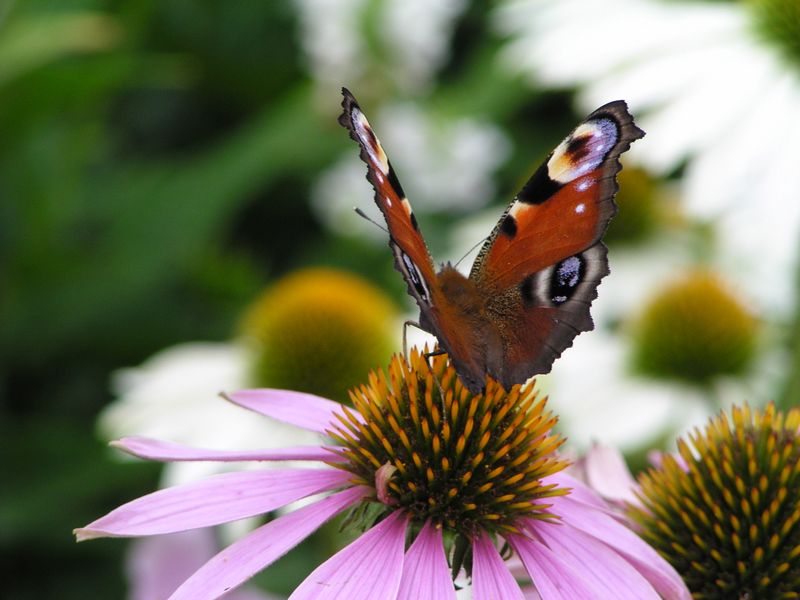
338, 88, 441, 327
470, 101, 644, 389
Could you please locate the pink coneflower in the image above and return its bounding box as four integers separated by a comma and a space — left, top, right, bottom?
76, 350, 690, 599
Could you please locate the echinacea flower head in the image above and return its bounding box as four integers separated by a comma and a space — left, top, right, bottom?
631, 403, 800, 599
631, 270, 758, 385
241, 267, 397, 403
330, 349, 568, 571
77, 350, 690, 599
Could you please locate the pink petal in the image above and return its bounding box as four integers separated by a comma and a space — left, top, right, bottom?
397, 521, 456, 600
471, 530, 525, 600
375, 463, 398, 505
583, 444, 641, 506
113, 436, 343, 463
509, 533, 597, 600
127, 530, 279, 600
168, 486, 368, 600
224, 389, 359, 434
289, 510, 410, 600
528, 521, 659, 599
127, 530, 217, 600
523, 587, 543, 600
543, 472, 608, 511
75, 468, 352, 540
550, 495, 691, 600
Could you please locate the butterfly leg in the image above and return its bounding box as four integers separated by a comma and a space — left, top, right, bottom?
402, 319, 445, 360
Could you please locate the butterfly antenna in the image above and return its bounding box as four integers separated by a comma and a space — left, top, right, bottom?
453, 236, 489, 269
354, 207, 389, 234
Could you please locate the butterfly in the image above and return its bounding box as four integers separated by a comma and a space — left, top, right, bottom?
339, 88, 644, 394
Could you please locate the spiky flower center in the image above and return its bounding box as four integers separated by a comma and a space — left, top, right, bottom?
240, 267, 396, 402
631, 270, 757, 384
632, 404, 800, 599
328, 350, 568, 537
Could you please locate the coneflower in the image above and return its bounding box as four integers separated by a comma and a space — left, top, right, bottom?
77, 350, 688, 599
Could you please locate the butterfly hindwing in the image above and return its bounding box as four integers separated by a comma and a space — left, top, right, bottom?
473, 101, 644, 388
487, 243, 610, 388
338, 88, 438, 315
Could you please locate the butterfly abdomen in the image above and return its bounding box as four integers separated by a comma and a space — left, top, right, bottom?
426, 265, 504, 393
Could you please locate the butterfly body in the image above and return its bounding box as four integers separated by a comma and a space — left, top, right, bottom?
339, 89, 644, 393
418, 264, 503, 393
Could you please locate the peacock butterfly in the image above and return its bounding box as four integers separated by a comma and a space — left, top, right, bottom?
339, 88, 644, 394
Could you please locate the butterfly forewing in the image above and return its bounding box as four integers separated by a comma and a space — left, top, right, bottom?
470, 101, 643, 291
339, 89, 438, 313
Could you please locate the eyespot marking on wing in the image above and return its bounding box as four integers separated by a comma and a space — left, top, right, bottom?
520, 245, 606, 309
550, 255, 583, 305
547, 118, 619, 184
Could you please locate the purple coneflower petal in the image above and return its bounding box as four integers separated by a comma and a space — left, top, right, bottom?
288, 510, 410, 600
509, 532, 597, 599
113, 436, 343, 463
472, 530, 525, 600
582, 444, 641, 506
551, 495, 690, 600
127, 529, 280, 600
168, 486, 368, 600
530, 522, 659, 599
224, 389, 359, 434
75, 468, 351, 540
396, 521, 455, 600
544, 472, 608, 511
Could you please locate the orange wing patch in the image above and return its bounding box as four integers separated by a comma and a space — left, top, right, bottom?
476, 169, 608, 291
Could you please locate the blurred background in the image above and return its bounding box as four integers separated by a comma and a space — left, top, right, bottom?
3, 0, 799, 597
